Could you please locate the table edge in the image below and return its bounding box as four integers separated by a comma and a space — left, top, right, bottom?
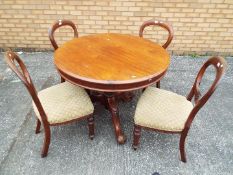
56, 66, 168, 92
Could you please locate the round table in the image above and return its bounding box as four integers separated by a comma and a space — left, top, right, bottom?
54, 33, 170, 144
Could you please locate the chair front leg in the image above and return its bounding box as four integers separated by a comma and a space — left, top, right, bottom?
179, 132, 188, 163
35, 119, 41, 134
41, 126, 51, 158
87, 115, 95, 140
133, 124, 142, 150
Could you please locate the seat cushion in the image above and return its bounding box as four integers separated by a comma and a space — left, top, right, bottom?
32, 82, 94, 124
134, 87, 193, 132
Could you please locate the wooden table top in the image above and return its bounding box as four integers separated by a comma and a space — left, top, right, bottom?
54, 33, 170, 91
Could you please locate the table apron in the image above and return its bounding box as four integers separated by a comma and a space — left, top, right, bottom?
57, 69, 167, 92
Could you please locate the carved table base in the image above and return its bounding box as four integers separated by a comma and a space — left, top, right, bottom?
89, 91, 133, 144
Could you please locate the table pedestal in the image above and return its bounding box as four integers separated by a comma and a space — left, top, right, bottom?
89, 91, 132, 144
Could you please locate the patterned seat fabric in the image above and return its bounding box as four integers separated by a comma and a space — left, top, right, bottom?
134, 87, 193, 132
33, 82, 94, 124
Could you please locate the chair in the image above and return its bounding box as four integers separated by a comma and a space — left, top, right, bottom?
4, 51, 94, 158
132, 56, 226, 162
48, 19, 78, 82
139, 19, 174, 88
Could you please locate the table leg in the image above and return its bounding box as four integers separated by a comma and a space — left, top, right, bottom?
106, 93, 126, 144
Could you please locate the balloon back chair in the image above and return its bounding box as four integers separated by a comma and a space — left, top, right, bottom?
132, 56, 227, 162
139, 19, 174, 88
4, 51, 95, 157
48, 19, 78, 82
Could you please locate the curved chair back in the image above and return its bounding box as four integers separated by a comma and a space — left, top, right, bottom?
139, 19, 174, 49
48, 19, 78, 50
185, 56, 227, 130
4, 51, 49, 124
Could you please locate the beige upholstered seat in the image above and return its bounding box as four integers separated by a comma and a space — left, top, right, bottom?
33, 82, 94, 124
134, 87, 193, 132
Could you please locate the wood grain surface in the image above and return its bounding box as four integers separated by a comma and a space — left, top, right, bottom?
54, 33, 170, 82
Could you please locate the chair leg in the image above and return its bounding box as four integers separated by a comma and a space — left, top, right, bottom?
179, 133, 187, 163
35, 119, 41, 134
87, 116, 94, 140
142, 88, 146, 92
41, 126, 51, 158
132, 125, 141, 150
60, 76, 65, 83
156, 81, 160, 88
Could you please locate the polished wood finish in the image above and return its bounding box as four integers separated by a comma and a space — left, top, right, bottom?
87, 116, 95, 140
48, 19, 78, 50
48, 19, 78, 82
139, 19, 174, 88
35, 119, 41, 134
54, 33, 170, 92
139, 19, 174, 49
133, 56, 227, 162
4, 51, 94, 158
54, 33, 170, 144
132, 124, 141, 150
106, 93, 126, 144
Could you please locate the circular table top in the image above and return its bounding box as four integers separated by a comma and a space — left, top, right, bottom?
54, 33, 170, 92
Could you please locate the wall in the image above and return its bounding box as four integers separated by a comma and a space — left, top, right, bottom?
0, 0, 233, 55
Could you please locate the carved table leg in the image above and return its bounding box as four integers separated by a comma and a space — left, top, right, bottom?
105, 93, 126, 144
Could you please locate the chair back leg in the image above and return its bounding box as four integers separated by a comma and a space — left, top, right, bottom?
133, 125, 142, 150
60, 76, 65, 83
35, 119, 41, 134
156, 81, 160, 88
87, 115, 95, 140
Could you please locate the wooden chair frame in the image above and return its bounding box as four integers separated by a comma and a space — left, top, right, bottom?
48, 19, 78, 50
133, 56, 227, 162
48, 19, 78, 83
4, 51, 94, 158
139, 19, 174, 88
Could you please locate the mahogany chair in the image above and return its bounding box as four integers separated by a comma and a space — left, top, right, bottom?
4, 51, 94, 158
139, 19, 174, 88
48, 19, 78, 82
132, 56, 226, 162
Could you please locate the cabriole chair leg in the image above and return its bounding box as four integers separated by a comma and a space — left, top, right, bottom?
87, 116, 95, 140
133, 125, 141, 150
179, 133, 187, 163
41, 127, 51, 158
35, 119, 41, 134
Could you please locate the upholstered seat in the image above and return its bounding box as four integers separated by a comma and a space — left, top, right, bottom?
33, 82, 94, 124
134, 87, 193, 132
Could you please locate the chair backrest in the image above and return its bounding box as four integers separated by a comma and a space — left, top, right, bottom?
139, 19, 174, 49
4, 51, 48, 124
48, 19, 78, 50
184, 56, 227, 131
